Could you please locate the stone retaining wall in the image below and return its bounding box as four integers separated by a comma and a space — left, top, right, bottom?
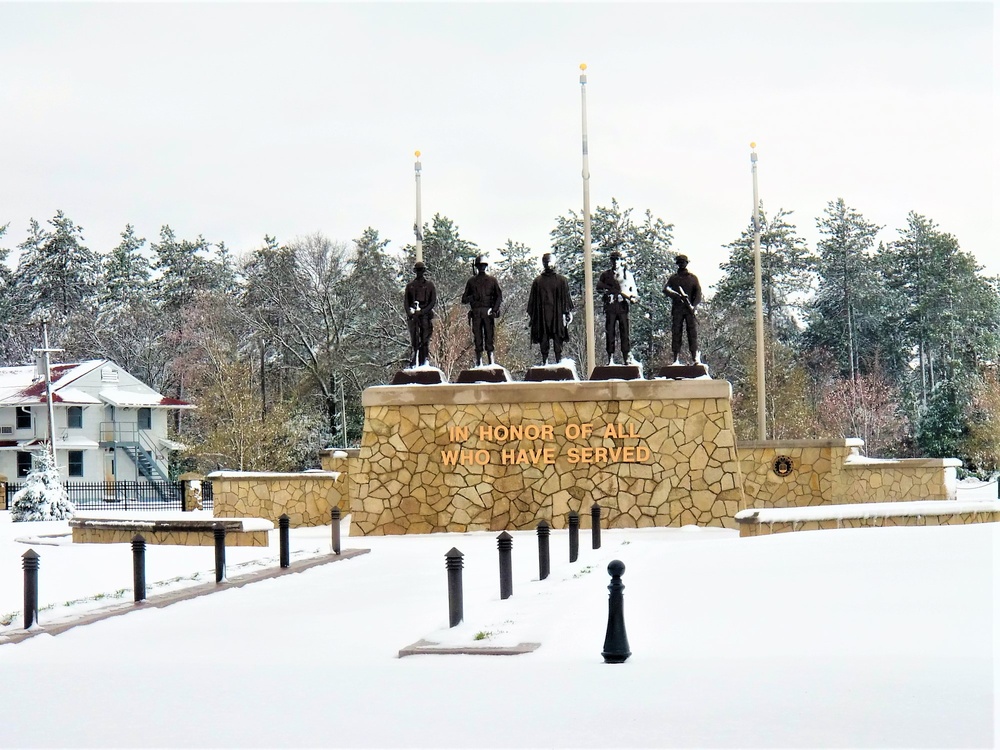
738, 510, 1000, 537
207, 471, 344, 527
739, 439, 960, 509
71, 526, 269, 546
351, 380, 745, 536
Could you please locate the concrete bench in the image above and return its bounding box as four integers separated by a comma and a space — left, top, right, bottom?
735, 500, 1000, 538
70, 512, 273, 547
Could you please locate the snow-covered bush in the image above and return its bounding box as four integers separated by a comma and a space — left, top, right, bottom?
11, 449, 76, 522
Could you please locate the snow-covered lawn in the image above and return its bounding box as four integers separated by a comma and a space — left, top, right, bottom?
0, 482, 995, 748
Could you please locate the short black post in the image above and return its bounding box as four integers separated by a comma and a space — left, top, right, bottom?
22, 549, 39, 629
132, 534, 146, 603
445, 547, 464, 627
568, 510, 580, 563
591, 502, 602, 550
602, 559, 631, 663
279, 513, 290, 568
537, 520, 550, 580
331, 507, 342, 555
497, 531, 513, 600
214, 524, 227, 583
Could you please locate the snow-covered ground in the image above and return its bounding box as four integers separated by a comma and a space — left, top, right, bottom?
0, 481, 996, 748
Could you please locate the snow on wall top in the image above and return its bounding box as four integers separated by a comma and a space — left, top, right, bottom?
736, 499, 1000, 524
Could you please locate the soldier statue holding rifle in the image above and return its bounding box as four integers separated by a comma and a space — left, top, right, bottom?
404, 261, 436, 368
662, 253, 702, 365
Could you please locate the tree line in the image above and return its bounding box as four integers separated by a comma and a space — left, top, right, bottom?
2, 198, 998, 475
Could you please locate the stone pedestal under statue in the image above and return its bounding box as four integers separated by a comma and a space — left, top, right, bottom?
349, 379, 745, 535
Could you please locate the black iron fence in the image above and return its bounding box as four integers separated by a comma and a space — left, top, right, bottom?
4, 481, 214, 513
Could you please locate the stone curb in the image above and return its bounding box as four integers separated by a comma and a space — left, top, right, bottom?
398, 638, 541, 657
0, 548, 370, 646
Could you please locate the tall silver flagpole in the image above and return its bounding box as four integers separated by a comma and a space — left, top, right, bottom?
751, 142, 766, 440
580, 63, 596, 376
414, 150, 423, 264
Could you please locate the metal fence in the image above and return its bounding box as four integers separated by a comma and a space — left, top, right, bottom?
3, 481, 212, 513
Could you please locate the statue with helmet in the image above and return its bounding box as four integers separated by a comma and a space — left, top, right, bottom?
404, 261, 437, 368
662, 253, 702, 365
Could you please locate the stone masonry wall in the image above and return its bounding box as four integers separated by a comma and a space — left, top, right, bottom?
739, 510, 1000, 537
351, 380, 745, 535
740, 439, 960, 509
71, 527, 269, 546
208, 471, 343, 527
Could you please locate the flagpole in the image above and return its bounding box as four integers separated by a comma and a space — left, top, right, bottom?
414, 150, 423, 264
580, 63, 596, 376
751, 142, 766, 440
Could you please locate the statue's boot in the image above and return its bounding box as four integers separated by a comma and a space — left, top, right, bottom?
487, 352, 495, 366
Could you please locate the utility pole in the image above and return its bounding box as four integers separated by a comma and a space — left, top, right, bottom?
750, 143, 767, 440
33, 321, 64, 468
579, 63, 596, 376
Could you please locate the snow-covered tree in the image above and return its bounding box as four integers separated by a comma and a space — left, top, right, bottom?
10, 450, 75, 522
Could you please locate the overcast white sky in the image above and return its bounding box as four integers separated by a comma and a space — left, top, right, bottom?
1, 2, 996, 293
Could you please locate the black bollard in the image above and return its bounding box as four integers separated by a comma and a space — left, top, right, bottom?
279, 514, 290, 568
445, 547, 464, 627
497, 531, 513, 600
602, 559, 631, 663
132, 534, 146, 603
537, 520, 551, 580
331, 507, 342, 555
568, 510, 580, 563
591, 502, 602, 550
22, 549, 39, 629
214, 524, 227, 583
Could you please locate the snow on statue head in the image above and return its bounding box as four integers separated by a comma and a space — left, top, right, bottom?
11, 449, 76, 523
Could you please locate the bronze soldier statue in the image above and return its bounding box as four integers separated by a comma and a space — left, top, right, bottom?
596, 250, 639, 365
461, 254, 503, 367
404, 261, 436, 368
527, 253, 574, 365
662, 254, 702, 365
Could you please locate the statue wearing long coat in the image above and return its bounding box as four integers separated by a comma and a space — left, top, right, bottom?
527, 267, 574, 345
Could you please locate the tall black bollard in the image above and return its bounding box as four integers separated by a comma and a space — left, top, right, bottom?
591, 502, 602, 550
214, 524, 227, 583
132, 534, 146, 603
279, 514, 290, 568
445, 547, 464, 627
568, 510, 580, 563
537, 520, 551, 580
22, 549, 39, 629
602, 559, 631, 663
497, 531, 513, 600
331, 507, 342, 555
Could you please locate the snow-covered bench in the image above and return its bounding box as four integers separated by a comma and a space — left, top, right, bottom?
735, 500, 1000, 537
69, 512, 273, 547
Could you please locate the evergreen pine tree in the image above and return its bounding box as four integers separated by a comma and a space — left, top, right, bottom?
11, 450, 75, 522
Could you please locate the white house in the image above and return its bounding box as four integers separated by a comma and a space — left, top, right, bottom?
0, 359, 193, 483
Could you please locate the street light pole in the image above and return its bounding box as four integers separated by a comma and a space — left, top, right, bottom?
751, 143, 766, 440
580, 63, 596, 376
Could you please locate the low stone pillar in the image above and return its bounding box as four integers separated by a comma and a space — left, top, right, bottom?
0, 473, 7, 511
178, 472, 205, 512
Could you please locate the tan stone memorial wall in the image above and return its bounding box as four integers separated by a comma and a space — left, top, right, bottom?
740, 439, 960, 509
208, 471, 344, 527
350, 379, 745, 535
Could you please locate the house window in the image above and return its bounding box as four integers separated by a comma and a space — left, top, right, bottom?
67, 451, 84, 478
138, 408, 152, 430
15, 407, 31, 430
67, 406, 83, 429
16, 452, 32, 478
